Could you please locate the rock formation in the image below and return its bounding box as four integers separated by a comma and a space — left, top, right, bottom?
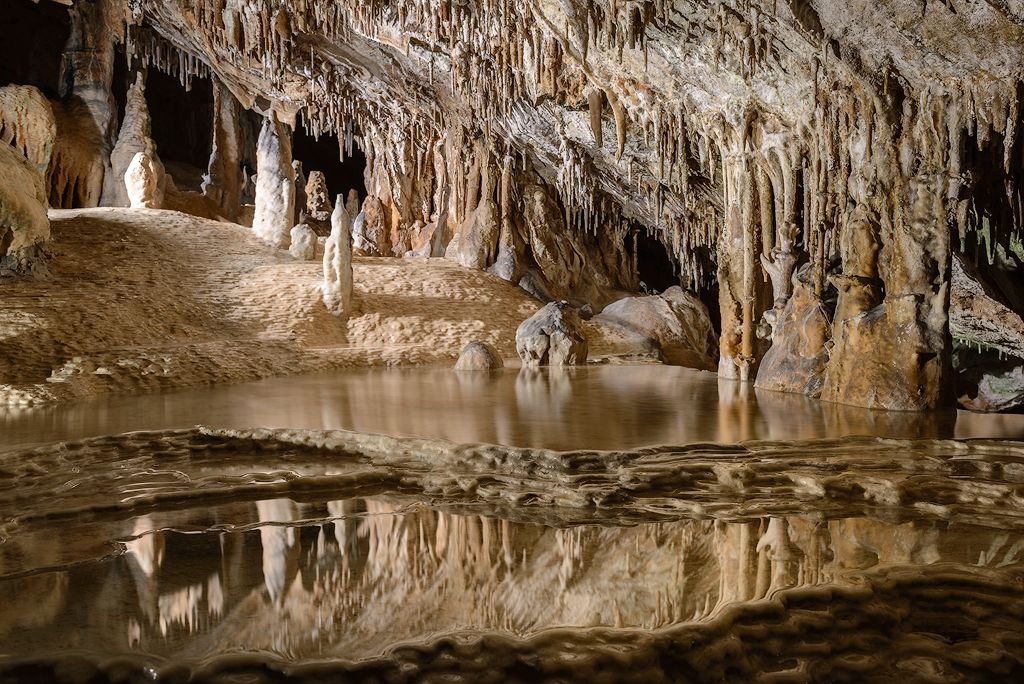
289, 223, 317, 261
124, 152, 161, 209
595, 287, 717, 370
322, 194, 354, 316
517, 301, 588, 368
105, 72, 165, 209
0, 0, 1021, 411
454, 341, 504, 371
0, 141, 50, 277
252, 113, 295, 249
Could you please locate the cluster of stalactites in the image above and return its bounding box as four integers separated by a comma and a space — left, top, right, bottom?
125, 24, 212, 92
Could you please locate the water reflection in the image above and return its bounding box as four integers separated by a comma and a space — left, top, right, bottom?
0, 496, 1017, 669
3, 366, 1021, 450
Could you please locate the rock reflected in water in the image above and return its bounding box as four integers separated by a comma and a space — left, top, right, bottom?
2, 496, 1021, 681
4, 365, 1022, 451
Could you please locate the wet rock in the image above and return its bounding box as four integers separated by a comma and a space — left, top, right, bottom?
516, 301, 588, 368
755, 268, 833, 397
595, 287, 717, 370
454, 341, 504, 371
289, 224, 317, 261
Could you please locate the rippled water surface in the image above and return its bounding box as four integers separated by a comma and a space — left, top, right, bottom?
3, 367, 1024, 682
3, 495, 1021, 676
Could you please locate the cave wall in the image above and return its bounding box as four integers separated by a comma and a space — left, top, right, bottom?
4, 0, 1023, 412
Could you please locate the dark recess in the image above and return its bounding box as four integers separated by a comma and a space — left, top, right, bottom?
146, 70, 214, 171
292, 125, 367, 203
633, 231, 680, 295
0, 0, 70, 96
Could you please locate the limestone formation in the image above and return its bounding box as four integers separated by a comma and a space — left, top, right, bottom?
516, 302, 588, 368
303, 171, 332, 234
755, 266, 834, 398
454, 341, 504, 371
1, 0, 1022, 412
124, 152, 161, 209
322, 194, 354, 316
0, 142, 49, 277
0, 85, 56, 176
202, 81, 243, 221
292, 160, 307, 226
289, 224, 317, 261
252, 114, 295, 250
951, 255, 1024, 360
595, 287, 717, 370
105, 72, 164, 209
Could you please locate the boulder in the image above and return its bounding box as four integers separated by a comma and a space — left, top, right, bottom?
516, 301, 588, 368
0, 141, 49, 276
594, 286, 717, 370
959, 361, 1024, 412
289, 224, 317, 261
950, 254, 1024, 358
125, 152, 161, 209
454, 341, 504, 371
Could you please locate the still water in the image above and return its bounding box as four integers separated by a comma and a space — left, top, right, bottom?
3, 365, 1023, 450
2, 366, 1024, 681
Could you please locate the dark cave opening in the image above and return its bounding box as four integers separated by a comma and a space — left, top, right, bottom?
0, 0, 70, 96
292, 126, 367, 203
956, 86, 1024, 315
632, 231, 680, 295
146, 69, 214, 179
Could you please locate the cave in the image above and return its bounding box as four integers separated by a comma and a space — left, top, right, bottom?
292, 124, 367, 204
2, 1, 1024, 681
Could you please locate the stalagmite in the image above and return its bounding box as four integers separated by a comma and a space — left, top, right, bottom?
104, 72, 165, 208
203, 81, 243, 221
252, 113, 296, 250
322, 194, 354, 316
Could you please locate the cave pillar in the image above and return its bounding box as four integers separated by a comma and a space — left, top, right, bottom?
718, 141, 769, 382
203, 81, 243, 221
821, 110, 953, 411
60, 0, 118, 207
252, 112, 295, 249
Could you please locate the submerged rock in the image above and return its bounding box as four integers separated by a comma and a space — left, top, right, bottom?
454, 341, 503, 371
595, 287, 717, 370
516, 301, 588, 368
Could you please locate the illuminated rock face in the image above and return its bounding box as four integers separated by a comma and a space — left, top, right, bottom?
4, 0, 1023, 409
